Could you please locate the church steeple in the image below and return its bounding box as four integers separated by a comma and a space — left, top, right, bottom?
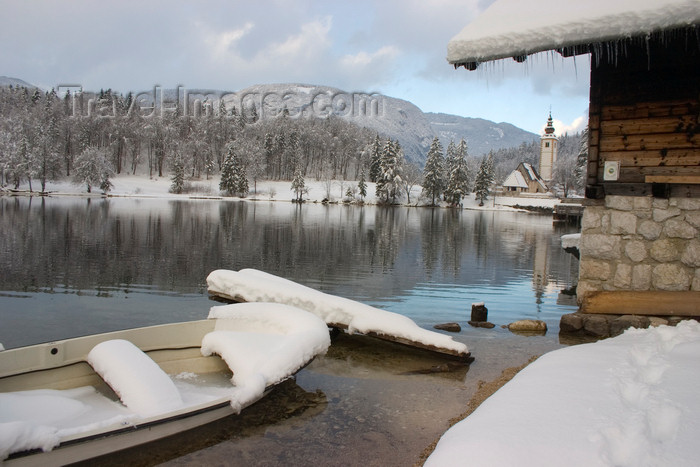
539, 112, 558, 183
544, 112, 555, 135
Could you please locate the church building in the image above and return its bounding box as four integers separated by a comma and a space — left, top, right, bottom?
539, 113, 558, 182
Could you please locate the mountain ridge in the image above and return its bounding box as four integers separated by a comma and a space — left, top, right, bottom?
2, 78, 539, 164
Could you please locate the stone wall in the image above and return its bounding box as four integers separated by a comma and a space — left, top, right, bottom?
577, 195, 700, 303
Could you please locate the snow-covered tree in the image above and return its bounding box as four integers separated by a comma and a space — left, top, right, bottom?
376, 139, 403, 204
422, 137, 445, 205
72, 146, 113, 193
368, 134, 382, 182
402, 162, 422, 205
170, 156, 186, 194
474, 152, 495, 206
358, 169, 367, 201
219, 143, 248, 197
575, 127, 589, 192
445, 139, 470, 206
291, 162, 306, 202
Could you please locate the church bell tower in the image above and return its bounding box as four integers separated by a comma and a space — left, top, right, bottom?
539, 113, 558, 182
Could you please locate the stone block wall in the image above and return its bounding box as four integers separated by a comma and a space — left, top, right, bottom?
577, 195, 700, 303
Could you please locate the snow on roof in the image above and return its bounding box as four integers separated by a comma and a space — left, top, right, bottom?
502, 169, 528, 188
207, 269, 469, 357
447, 0, 700, 66
427, 320, 700, 466
522, 163, 537, 181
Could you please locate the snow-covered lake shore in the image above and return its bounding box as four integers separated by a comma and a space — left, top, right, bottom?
4, 174, 562, 212
427, 321, 700, 466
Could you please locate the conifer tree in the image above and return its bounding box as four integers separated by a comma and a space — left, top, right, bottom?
219, 143, 248, 197
358, 169, 367, 201
445, 138, 470, 206
368, 134, 382, 182
474, 152, 495, 206
422, 137, 445, 205
170, 156, 185, 194
376, 139, 403, 204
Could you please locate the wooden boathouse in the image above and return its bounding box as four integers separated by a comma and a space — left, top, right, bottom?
447, 0, 700, 317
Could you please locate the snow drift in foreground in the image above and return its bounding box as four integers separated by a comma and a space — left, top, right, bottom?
427, 320, 700, 467
0, 303, 330, 460
206, 268, 469, 357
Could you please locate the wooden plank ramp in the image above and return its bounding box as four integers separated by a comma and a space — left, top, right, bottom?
207, 269, 472, 362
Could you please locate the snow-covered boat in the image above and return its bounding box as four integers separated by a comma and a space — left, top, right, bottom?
207, 269, 471, 361
0, 303, 330, 465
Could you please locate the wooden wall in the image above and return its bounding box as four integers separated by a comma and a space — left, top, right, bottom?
586, 31, 700, 198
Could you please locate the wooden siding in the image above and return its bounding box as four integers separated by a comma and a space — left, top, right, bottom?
586, 32, 700, 198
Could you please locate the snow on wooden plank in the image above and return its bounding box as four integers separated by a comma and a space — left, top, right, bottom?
206, 269, 471, 361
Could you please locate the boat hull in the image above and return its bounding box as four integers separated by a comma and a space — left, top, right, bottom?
1, 320, 253, 465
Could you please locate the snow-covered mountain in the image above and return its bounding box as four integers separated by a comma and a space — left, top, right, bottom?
0, 76, 38, 89
427, 112, 538, 157
229, 83, 538, 165
2, 78, 539, 164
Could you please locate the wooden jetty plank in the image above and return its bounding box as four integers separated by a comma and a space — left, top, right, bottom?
329, 323, 472, 361
581, 291, 700, 316
209, 291, 472, 361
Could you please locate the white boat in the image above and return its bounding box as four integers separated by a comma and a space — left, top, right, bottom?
0, 303, 331, 465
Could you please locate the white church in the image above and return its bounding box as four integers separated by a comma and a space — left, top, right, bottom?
502, 113, 558, 195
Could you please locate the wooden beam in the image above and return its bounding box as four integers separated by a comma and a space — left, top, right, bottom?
645, 175, 700, 184
581, 291, 700, 316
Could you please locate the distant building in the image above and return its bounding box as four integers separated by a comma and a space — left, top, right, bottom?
539, 113, 558, 181
502, 162, 548, 195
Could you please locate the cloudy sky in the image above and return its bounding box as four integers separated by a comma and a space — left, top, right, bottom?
1, 0, 590, 135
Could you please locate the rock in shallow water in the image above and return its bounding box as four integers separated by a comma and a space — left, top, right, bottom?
468, 321, 495, 329
507, 319, 547, 334
433, 322, 461, 332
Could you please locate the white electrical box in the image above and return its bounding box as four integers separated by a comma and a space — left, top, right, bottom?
604, 161, 620, 181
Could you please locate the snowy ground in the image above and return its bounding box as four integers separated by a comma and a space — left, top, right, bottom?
427, 321, 700, 467
6, 174, 562, 211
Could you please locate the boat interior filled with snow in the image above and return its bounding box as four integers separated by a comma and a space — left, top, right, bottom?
207, 268, 472, 361
0, 303, 330, 465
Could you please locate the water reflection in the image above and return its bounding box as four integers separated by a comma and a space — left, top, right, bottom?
0, 197, 579, 348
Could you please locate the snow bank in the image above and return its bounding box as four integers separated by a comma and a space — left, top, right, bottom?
447, 0, 700, 64
206, 269, 469, 357
203, 302, 331, 411
427, 320, 700, 467
87, 339, 184, 417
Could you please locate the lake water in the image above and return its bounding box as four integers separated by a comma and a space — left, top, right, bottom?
0, 196, 581, 465
0, 196, 579, 349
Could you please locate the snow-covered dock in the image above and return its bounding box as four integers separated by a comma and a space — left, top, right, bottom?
207, 269, 471, 361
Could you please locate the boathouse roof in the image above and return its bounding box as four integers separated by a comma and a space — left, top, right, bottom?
447, 0, 700, 69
